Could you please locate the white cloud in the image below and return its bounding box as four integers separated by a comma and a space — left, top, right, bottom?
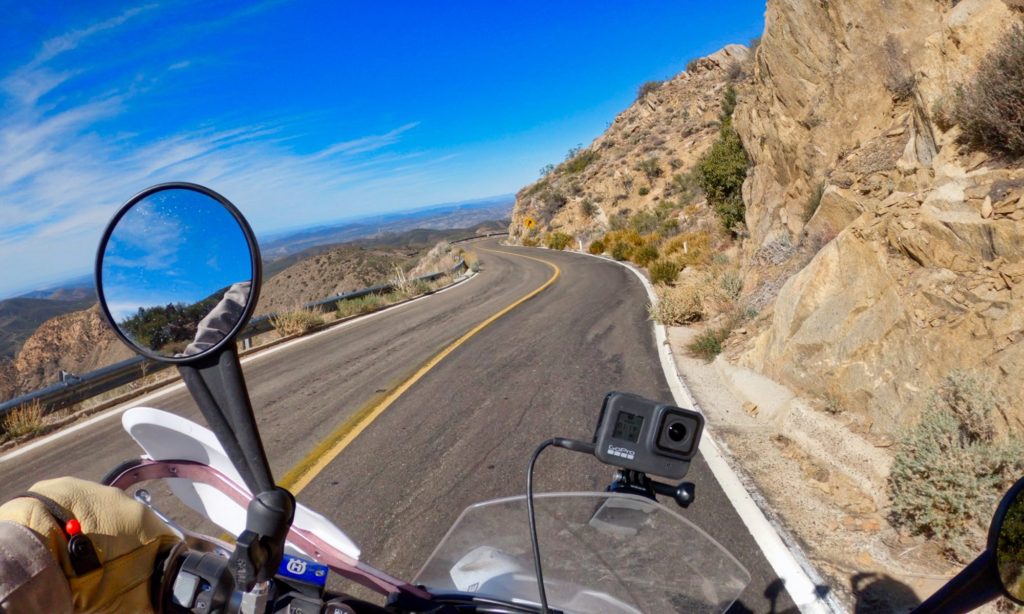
0, 8, 449, 299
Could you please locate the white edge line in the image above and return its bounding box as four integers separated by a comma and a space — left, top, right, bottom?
562, 248, 842, 614
0, 272, 481, 464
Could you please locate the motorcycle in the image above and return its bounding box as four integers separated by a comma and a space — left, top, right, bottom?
90, 182, 1024, 613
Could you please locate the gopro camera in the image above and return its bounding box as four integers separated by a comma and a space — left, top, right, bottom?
592, 392, 704, 479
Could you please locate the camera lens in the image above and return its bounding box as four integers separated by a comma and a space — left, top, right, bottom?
668, 422, 687, 442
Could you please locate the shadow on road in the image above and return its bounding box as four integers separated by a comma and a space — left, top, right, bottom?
850, 572, 921, 613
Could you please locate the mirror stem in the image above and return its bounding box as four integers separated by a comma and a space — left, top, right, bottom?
911, 550, 1002, 613
179, 345, 273, 494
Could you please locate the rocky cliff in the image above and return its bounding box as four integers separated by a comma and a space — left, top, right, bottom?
737, 0, 1024, 434
6, 304, 134, 396
510, 0, 1024, 438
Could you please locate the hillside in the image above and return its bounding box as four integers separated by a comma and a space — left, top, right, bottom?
260, 197, 512, 259
256, 224, 503, 315
510, 0, 1024, 603
1, 222, 503, 402
0, 296, 95, 359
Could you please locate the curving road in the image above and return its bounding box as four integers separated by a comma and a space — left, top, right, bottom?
0, 239, 795, 613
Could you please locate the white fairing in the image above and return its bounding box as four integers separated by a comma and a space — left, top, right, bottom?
122, 407, 360, 560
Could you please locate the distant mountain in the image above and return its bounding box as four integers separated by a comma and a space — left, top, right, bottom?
264, 222, 508, 281
260, 196, 513, 260
0, 296, 96, 359
16, 275, 94, 301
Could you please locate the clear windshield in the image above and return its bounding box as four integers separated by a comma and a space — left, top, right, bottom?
415, 493, 750, 613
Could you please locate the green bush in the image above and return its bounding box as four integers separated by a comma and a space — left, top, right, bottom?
565, 147, 600, 173
336, 294, 385, 318
952, 24, 1024, 156
546, 232, 573, 250
668, 171, 702, 203
636, 158, 663, 183
658, 218, 680, 236
629, 211, 660, 234
649, 259, 679, 285
610, 242, 632, 261
638, 186, 650, 196
688, 328, 727, 361
696, 114, 749, 231
631, 243, 659, 266
888, 372, 1024, 560
720, 85, 738, 120
580, 199, 598, 217
588, 239, 606, 255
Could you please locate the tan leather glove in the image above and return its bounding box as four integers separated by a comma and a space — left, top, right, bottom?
0, 477, 182, 613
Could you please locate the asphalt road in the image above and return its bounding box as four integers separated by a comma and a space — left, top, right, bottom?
0, 239, 797, 613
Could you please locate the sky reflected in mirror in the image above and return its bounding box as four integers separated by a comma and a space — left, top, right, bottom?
101, 188, 253, 342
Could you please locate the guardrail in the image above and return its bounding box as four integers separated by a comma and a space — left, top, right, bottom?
0, 237, 501, 420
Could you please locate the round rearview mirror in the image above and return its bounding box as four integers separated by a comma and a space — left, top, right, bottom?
96, 183, 261, 362
992, 478, 1024, 604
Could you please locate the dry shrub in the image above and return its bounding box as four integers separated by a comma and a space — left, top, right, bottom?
2, 400, 44, 440
631, 243, 660, 267
649, 287, 705, 325
388, 264, 413, 296
649, 259, 680, 285
953, 24, 1024, 156
883, 36, 915, 100
647, 270, 729, 325
588, 239, 606, 255
663, 231, 712, 268
546, 232, 573, 250
409, 241, 456, 277
270, 309, 325, 337
888, 372, 1024, 561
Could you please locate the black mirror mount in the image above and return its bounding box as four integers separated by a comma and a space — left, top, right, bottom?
912, 478, 1024, 613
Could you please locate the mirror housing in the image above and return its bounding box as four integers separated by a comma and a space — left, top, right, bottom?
95, 182, 262, 363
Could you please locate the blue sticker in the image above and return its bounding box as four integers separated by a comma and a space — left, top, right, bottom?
278, 554, 329, 587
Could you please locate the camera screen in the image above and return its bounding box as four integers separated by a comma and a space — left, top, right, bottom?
612, 411, 645, 443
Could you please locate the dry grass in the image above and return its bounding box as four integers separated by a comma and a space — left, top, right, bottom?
648, 265, 743, 326
2, 400, 45, 440
270, 309, 325, 337
336, 294, 385, 318
649, 277, 711, 325
662, 231, 712, 268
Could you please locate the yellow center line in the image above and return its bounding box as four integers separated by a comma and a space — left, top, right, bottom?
279, 247, 559, 494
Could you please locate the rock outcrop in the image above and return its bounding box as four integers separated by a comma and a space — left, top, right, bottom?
11, 304, 133, 394
737, 0, 1024, 434
510, 0, 1024, 438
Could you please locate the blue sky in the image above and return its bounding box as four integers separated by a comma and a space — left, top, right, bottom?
0, 0, 765, 299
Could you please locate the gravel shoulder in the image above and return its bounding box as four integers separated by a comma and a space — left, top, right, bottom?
666, 325, 966, 613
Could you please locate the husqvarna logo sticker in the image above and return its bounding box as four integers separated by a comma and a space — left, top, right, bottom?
286, 558, 308, 575
607, 445, 635, 460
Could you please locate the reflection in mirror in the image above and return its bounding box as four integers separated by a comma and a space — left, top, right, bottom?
997, 486, 1024, 601
100, 188, 254, 359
